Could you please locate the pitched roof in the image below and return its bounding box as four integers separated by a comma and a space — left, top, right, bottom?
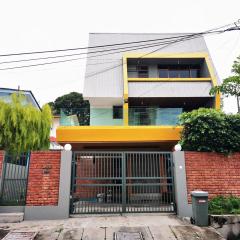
0, 87, 41, 110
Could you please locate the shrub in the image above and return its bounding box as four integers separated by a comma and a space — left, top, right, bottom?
179, 108, 240, 154
209, 196, 240, 215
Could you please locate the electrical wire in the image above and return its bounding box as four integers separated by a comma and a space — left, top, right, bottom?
0, 20, 238, 58
0, 38, 196, 65
0, 24, 239, 71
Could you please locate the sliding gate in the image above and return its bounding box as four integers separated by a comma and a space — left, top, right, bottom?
70, 151, 175, 214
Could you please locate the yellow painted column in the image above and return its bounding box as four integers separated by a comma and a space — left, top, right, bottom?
123, 102, 129, 126
123, 55, 129, 126
215, 93, 221, 110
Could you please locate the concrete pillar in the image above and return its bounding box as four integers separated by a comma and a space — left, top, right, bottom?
173, 151, 192, 217
24, 150, 72, 220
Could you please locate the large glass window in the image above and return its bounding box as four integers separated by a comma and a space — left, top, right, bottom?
159, 69, 169, 78
158, 65, 200, 78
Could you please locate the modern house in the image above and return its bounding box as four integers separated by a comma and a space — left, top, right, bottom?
56, 33, 220, 214
57, 33, 220, 150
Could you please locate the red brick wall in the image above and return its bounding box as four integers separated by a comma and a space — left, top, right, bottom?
0, 151, 4, 178
26, 151, 61, 206
185, 151, 240, 202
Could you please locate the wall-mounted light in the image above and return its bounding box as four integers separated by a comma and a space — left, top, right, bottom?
174, 144, 182, 151
64, 144, 72, 151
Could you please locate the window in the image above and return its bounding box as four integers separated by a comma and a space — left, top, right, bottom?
159, 69, 169, 78
158, 65, 200, 78
127, 65, 148, 78
113, 106, 123, 119
190, 69, 199, 78
137, 66, 148, 78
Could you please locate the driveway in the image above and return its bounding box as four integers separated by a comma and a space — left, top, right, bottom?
0, 214, 224, 239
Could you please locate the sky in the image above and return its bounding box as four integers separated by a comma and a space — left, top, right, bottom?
0, 0, 240, 113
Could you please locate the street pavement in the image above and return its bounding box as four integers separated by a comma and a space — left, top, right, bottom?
0, 214, 224, 239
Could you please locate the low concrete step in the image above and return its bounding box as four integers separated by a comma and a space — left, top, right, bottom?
0, 213, 24, 223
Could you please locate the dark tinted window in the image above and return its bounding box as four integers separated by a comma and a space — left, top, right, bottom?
137, 66, 148, 78
190, 69, 199, 78
179, 70, 190, 78
169, 70, 179, 78
113, 106, 123, 119
159, 69, 168, 78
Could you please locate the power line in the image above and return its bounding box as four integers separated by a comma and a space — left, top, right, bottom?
0, 20, 238, 58
0, 25, 239, 71
0, 41, 187, 71
0, 38, 197, 65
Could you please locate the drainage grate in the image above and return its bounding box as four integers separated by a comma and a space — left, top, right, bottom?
113, 232, 144, 240
2, 231, 37, 240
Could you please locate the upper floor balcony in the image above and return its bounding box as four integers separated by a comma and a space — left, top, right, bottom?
126, 57, 211, 80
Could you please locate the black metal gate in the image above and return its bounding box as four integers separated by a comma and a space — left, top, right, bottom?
70, 151, 175, 214
0, 153, 30, 205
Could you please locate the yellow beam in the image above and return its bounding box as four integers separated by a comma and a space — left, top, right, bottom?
56, 126, 183, 143
128, 77, 212, 82
123, 52, 209, 59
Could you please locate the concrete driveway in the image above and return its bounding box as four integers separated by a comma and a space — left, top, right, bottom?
0, 214, 224, 239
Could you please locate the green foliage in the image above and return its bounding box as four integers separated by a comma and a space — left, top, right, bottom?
0, 93, 52, 154
49, 92, 90, 125
209, 196, 240, 215
210, 55, 240, 113
179, 108, 240, 153
209, 76, 240, 98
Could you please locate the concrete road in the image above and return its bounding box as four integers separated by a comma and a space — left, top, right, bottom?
0, 214, 224, 239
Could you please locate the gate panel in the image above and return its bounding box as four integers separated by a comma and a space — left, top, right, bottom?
125, 152, 174, 213
71, 152, 123, 214
71, 151, 175, 214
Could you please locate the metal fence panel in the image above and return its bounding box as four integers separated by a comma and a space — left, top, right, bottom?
71, 151, 175, 214
0, 153, 30, 205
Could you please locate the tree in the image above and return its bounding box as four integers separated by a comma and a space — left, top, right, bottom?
179, 108, 240, 154
49, 92, 90, 125
210, 55, 240, 113
0, 93, 52, 154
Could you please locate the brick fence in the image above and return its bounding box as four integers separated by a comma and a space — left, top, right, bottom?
185, 151, 240, 202
26, 151, 61, 206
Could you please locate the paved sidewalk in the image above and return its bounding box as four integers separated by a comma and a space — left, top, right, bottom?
0, 214, 224, 239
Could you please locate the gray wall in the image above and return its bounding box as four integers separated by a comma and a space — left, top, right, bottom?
24, 151, 72, 220
173, 151, 192, 217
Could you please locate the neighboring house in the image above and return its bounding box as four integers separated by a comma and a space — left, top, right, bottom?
50, 114, 77, 150
56, 33, 221, 214
0, 87, 41, 110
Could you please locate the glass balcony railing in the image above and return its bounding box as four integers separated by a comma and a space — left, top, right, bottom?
59, 107, 182, 126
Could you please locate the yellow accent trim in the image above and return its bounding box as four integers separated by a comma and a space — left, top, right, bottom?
215, 93, 221, 110
123, 52, 209, 59
123, 52, 220, 111
123, 56, 128, 100
128, 77, 212, 82
56, 126, 182, 143
123, 102, 129, 126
